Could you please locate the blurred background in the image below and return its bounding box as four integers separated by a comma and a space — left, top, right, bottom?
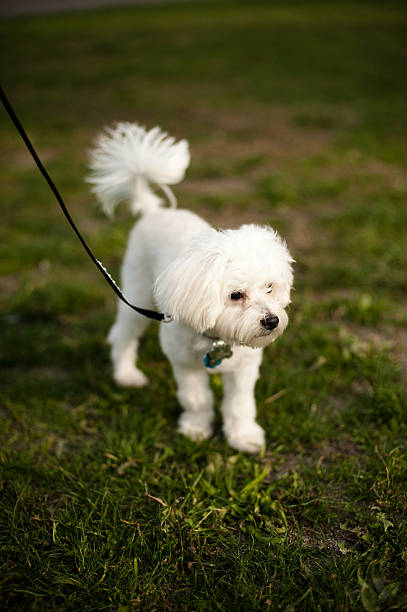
2, 0, 407, 313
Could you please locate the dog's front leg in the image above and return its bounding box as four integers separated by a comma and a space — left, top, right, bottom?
172, 365, 214, 442
220, 357, 265, 454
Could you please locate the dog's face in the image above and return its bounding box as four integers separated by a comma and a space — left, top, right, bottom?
212, 269, 290, 349
155, 224, 293, 348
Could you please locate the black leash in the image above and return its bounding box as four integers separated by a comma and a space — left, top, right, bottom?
0, 86, 170, 323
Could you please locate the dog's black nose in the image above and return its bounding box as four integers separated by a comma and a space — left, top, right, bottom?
260, 313, 279, 331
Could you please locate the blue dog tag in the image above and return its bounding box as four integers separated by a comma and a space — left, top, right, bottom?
204, 339, 233, 369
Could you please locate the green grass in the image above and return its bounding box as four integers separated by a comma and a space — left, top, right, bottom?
1, 1, 407, 609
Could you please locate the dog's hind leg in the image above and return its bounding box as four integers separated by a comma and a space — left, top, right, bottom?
107, 300, 151, 388
107, 231, 156, 387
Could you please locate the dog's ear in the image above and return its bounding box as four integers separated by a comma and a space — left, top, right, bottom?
154, 230, 227, 333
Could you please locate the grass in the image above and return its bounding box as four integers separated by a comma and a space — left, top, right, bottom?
1, 1, 407, 609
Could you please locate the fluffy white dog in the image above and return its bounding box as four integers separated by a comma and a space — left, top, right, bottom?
87, 123, 294, 453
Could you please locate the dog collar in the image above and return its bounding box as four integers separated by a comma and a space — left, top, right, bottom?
203, 338, 233, 369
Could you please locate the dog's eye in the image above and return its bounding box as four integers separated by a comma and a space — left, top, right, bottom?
265, 283, 273, 293
230, 291, 244, 301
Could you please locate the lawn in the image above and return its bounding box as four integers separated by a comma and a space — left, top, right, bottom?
1, 1, 407, 609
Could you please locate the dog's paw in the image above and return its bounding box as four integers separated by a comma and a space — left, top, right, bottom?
225, 422, 265, 454
178, 412, 213, 442
114, 368, 149, 388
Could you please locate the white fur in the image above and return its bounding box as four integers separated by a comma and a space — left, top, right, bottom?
87, 122, 294, 453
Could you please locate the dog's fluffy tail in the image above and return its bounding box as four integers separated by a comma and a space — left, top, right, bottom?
86, 122, 190, 216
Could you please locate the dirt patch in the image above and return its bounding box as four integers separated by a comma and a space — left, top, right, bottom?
387, 327, 407, 379
313, 439, 366, 475
200, 204, 272, 229
0, 275, 21, 305
294, 149, 407, 197
276, 206, 317, 253
362, 158, 407, 191
343, 322, 407, 378
179, 177, 251, 197
261, 452, 309, 483
298, 523, 361, 555
5, 147, 58, 170
189, 105, 338, 164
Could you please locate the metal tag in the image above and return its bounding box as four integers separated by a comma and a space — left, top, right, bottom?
203, 339, 233, 369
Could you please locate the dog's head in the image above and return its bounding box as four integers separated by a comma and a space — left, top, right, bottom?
154, 224, 294, 348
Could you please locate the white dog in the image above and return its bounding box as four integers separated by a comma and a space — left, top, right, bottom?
87, 123, 294, 453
